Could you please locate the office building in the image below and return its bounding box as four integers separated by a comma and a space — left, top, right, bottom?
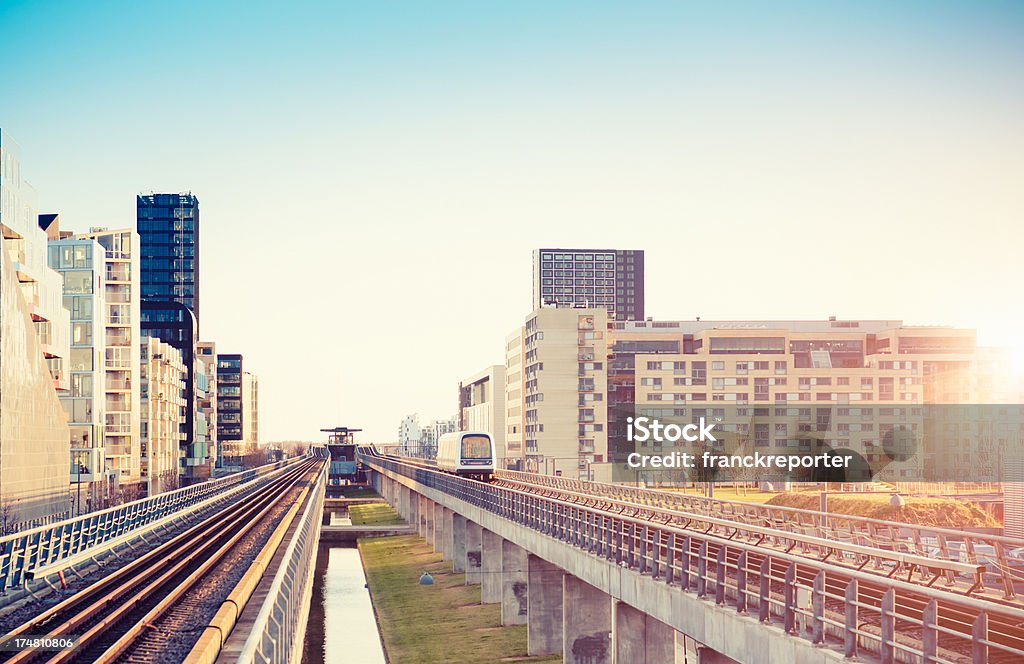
0, 131, 72, 529
140, 299, 208, 479
532, 248, 644, 321
136, 193, 199, 323
73, 228, 143, 493
46, 235, 111, 512
459, 365, 506, 467
140, 336, 185, 495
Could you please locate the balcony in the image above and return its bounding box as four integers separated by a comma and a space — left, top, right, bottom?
107, 378, 132, 392
106, 331, 132, 347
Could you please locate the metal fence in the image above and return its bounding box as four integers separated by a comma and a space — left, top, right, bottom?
237, 457, 327, 663
364, 451, 1024, 664
498, 469, 1024, 600
0, 457, 302, 591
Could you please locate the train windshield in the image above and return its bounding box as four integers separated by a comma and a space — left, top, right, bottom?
461, 435, 492, 460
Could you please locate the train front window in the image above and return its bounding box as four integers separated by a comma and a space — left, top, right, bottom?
461, 435, 491, 460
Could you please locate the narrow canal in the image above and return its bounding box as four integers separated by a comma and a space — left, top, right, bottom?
304, 524, 386, 663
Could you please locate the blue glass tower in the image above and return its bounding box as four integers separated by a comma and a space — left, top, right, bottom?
136, 193, 199, 328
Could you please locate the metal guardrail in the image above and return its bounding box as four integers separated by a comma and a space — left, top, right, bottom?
499, 469, 1024, 600
362, 449, 1024, 664
0, 457, 303, 592
237, 457, 327, 663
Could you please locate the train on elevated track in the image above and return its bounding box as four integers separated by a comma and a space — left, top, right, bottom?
435, 431, 495, 481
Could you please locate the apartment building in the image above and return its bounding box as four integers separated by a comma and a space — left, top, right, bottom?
216, 354, 245, 466
397, 414, 421, 456
504, 330, 525, 470
216, 355, 259, 466
532, 248, 644, 321
458, 365, 506, 466
0, 130, 72, 528
511, 307, 610, 479
73, 228, 143, 492
46, 236, 111, 511
508, 314, 1016, 483
196, 341, 218, 470
243, 371, 259, 455
140, 336, 185, 495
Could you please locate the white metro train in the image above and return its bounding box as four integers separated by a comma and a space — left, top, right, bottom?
435, 431, 495, 481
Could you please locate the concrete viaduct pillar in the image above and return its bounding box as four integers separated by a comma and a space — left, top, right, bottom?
563, 575, 612, 664
416, 495, 425, 537
452, 514, 468, 573
614, 601, 676, 664
527, 554, 563, 656
481, 529, 502, 603
433, 503, 444, 553
442, 508, 454, 562
465, 521, 483, 585
501, 540, 528, 626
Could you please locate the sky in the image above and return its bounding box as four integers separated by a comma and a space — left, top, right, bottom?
2, 1, 1022, 444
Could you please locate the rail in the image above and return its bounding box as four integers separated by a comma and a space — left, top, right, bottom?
236, 455, 327, 663
361, 449, 1024, 664
0, 456, 304, 592
498, 468, 1024, 600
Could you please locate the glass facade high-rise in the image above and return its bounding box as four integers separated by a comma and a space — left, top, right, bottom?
532, 248, 645, 321
137, 193, 199, 325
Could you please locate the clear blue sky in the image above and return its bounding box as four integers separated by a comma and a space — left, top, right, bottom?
3, 1, 1023, 443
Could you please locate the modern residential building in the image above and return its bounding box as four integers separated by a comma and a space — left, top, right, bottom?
216, 354, 244, 466
459, 365, 506, 467
73, 227, 143, 494
136, 192, 199, 324
140, 300, 207, 480
140, 336, 185, 496
504, 330, 525, 470
397, 414, 421, 457
510, 307, 609, 479
243, 370, 259, 456
0, 129, 72, 529
196, 341, 218, 471
46, 234, 111, 512
532, 248, 644, 321
216, 355, 258, 467
505, 312, 1016, 482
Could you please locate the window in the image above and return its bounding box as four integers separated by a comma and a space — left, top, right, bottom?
72, 322, 92, 345
712, 361, 725, 371
64, 271, 92, 294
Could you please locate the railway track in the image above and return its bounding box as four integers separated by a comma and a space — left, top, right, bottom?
0, 458, 322, 664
